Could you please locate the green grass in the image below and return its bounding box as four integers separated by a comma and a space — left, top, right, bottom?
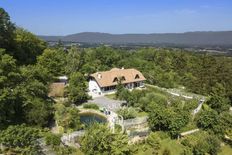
135, 137, 232, 155
105, 93, 117, 100
145, 84, 169, 96
83, 103, 99, 110
180, 121, 198, 133
75, 149, 84, 155
158, 138, 184, 154
137, 111, 148, 117
135, 137, 184, 155
219, 144, 232, 155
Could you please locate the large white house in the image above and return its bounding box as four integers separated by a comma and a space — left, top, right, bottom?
88, 68, 146, 96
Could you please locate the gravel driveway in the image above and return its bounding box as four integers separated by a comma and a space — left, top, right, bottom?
87, 96, 125, 111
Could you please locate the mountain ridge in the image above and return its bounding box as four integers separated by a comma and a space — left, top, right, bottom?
39, 31, 232, 46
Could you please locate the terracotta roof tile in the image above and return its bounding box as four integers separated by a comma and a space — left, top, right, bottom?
90, 68, 146, 87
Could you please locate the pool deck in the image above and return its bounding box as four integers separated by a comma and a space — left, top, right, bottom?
86, 96, 125, 112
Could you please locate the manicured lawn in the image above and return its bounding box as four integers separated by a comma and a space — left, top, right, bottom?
105, 93, 117, 100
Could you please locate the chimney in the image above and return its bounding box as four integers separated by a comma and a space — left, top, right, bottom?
121, 67, 124, 70
97, 73, 102, 79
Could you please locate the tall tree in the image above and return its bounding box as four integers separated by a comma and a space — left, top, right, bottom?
37, 48, 66, 76
14, 28, 47, 64
66, 72, 89, 105
54, 103, 82, 132
0, 50, 21, 125
207, 83, 230, 113
0, 8, 15, 52
81, 123, 130, 155
65, 47, 82, 75
0, 124, 43, 154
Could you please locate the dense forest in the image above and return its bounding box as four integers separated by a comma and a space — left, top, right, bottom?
0, 8, 232, 154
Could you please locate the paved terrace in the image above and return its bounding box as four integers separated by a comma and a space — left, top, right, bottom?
86, 96, 125, 112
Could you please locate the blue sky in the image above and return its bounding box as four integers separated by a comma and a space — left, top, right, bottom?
1, 0, 232, 35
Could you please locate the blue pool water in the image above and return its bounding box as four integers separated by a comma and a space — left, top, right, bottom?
79, 112, 107, 125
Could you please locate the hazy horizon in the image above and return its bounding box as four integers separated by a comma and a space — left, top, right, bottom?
1, 0, 232, 36
39, 30, 232, 37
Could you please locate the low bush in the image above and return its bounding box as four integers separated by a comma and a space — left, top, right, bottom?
45, 133, 61, 146
117, 107, 137, 119
181, 138, 192, 148
83, 103, 99, 110
162, 148, 171, 155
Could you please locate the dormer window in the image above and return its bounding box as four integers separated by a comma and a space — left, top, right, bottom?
113, 77, 118, 82
135, 74, 140, 79
121, 76, 126, 81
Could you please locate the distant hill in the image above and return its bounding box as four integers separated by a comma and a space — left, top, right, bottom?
39, 31, 232, 47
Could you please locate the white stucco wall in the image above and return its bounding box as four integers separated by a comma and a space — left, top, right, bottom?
88, 80, 102, 94
88, 79, 145, 97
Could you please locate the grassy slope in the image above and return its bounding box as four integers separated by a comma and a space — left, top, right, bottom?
135, 138, 184, 155
135, 139, 232, 155
219, 145, 232, 155
74, 149, 84, 155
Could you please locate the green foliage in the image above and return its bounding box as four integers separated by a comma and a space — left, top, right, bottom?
65, 47, 83, 75
193, 141, 209, 155
181, 138, 193, 148
24, 97, 53, 126
37, 48, 66, 76
19, 65, 54, 126
195, 109, 228, 136
220, 112, 232, 136
0, 51, 53, 127
15, 28, 46, 64
181, 148, 193, 155
83, 103, 99, 110
115, 78, 126, 99
148, 102, 190, 138
66, 72, 89, 105
206, 136, 221, 155
95, 46, 121, 69
162, 148, 171, 155
55, 103, 82, 132
45, 133, 61, 146
117, 107, 137, 119
81, 123, 130, 155
140, 92, 167, 111
0, 9, 46, 65
128, 89, 146, 107
148, 105, 172, 132
146, 132, 161, 154
0, 124, 42, 154
207, 83, 230, 113
181, 131, 221, 155
53, 146, 77, 155
193, 135, 221, 155
0, 49, 20, 88
0, 8, 15, 53
20, 64, 53, 85
118, 88, 131, 103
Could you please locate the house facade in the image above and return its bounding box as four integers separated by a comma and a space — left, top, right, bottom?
88, 68, 146, 96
